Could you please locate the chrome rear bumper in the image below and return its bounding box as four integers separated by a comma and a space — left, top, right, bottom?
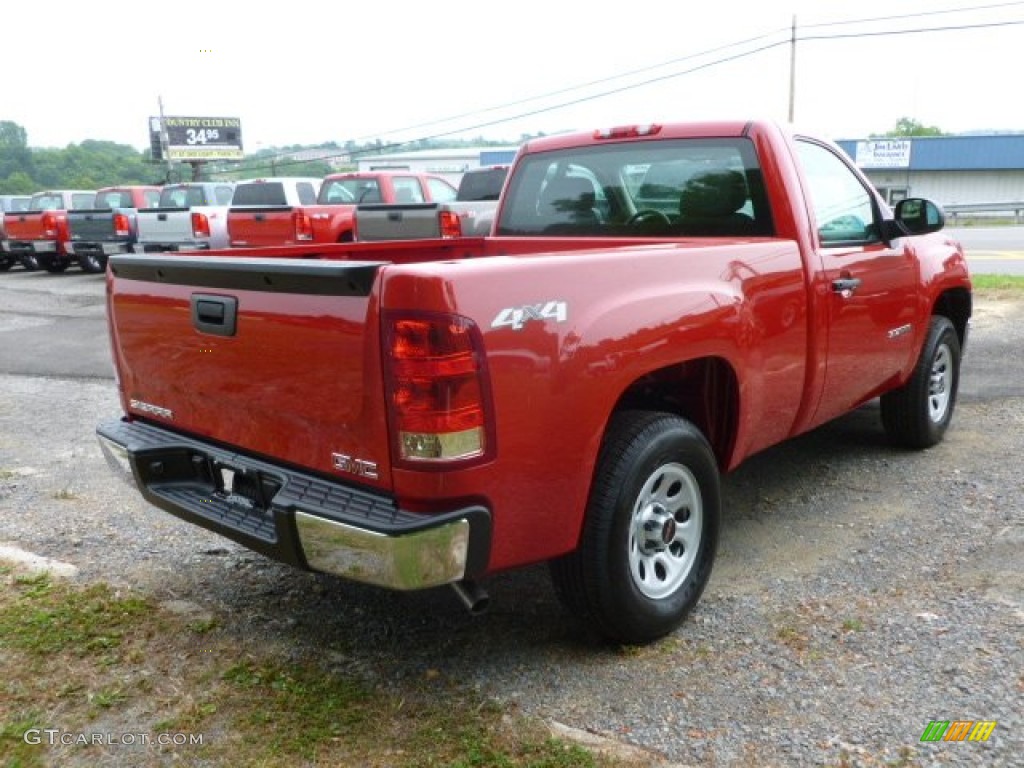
97, 419, 490, 590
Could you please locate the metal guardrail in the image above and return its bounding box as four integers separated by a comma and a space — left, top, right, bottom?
942, 201, 1024, 224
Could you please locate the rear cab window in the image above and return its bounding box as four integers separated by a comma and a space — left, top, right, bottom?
320, 178, 381, 204
496, 138, 774, 238
232, 183, 288, 206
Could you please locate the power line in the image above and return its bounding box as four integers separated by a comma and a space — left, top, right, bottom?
345, 1, 1024, 144
213, 8, 1024, 178
800, 18, 1024, 42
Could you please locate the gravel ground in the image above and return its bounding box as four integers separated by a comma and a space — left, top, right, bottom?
0, 273, 1020, 767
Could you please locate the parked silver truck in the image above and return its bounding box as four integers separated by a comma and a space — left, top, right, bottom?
133, 182, 237, 253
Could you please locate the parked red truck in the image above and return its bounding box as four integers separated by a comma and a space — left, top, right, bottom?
97, 120, 971, 644
3, 189, 96, 271
227, 171, 457, 247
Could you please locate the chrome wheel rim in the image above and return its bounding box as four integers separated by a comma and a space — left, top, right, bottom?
628, 462, 702, 600
928, 343, 953, 423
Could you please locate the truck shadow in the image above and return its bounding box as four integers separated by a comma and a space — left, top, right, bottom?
181, 399, 913, 674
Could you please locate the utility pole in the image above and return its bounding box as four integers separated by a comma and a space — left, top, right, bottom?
158, 96, 173, 182
788, 16, 797, 123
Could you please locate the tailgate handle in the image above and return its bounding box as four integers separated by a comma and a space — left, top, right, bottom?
158, 213, 168, 221
191, 294, 238, 337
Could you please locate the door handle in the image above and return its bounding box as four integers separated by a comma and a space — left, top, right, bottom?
831, 277, 862, 296
191, 294, 238, 337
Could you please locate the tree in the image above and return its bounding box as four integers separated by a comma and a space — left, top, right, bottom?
872, 117, 945, 138
0, 171, 34, 194
0, 120, 33, 181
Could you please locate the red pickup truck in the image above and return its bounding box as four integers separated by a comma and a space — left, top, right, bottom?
96, 120, 971, 644
3, 189, 96, 271
227, 170, 457, 247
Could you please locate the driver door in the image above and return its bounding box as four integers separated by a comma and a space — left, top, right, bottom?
794, 139, 919, 425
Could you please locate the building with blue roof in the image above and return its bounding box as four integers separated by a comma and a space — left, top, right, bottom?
835, 134, 1024, 210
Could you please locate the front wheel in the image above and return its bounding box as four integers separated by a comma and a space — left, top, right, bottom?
43, 260, 70, 274
20, 253, 41, 271
880, 315, 961, 449
550, 411, 720, 645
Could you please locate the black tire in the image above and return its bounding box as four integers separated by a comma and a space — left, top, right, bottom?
880, 315, 961, 449
0, 259, 12, 272
43, 260, 70, 274
550, 411, 720, 645
20, 253, 41, 271
78, 252, 107, 274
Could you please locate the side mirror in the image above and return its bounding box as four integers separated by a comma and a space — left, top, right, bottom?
882, 197, 945, 242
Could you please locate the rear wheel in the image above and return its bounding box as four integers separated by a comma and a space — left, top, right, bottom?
550, 411, 720, 645
78, 252, 107, 273
43, 260, 69, 274
20, 253, 40, 271
881, 315, 961, 449
0, 258, 12, 272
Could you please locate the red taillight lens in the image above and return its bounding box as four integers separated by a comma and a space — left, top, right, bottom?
294, 210, 313, 241
113, 212, 131, 237
41, 212, 58, 238
439, 210, 462, 239
191, 211, 211, 239
383, 312, 493, 465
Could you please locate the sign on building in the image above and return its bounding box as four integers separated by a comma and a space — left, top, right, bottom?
854, 139, 912, 169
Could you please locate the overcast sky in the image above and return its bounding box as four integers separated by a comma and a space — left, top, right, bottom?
5, 0, 1023, 152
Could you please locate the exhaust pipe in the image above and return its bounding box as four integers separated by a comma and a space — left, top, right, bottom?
450, 580, 490, 615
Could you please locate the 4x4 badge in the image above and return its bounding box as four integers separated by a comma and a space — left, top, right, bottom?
491, 301, 568, 331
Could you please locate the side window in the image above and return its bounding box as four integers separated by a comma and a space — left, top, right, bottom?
795, 140, 878, 244
296, 182, 316, 205
427, 177, 457, 202
143, 190, 161, 208
185, 188, 205, 207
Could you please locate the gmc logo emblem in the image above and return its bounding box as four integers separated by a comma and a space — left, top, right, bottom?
331, 453, 379, 479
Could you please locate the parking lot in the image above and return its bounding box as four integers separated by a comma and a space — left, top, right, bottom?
1, 267, 1021, 767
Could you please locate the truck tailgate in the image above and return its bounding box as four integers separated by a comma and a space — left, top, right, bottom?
229, 207, 300, 246
4, 212, 46, 240
136, 208, 188, 242
106, 254, 394, 491
69, 210, 114, 241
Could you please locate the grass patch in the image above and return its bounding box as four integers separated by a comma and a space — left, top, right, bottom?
972, 273, 1024, 299
840, 618, 864, 633
0, 570, 639, 768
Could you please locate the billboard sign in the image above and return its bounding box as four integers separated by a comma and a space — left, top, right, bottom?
149, 116, 244, 161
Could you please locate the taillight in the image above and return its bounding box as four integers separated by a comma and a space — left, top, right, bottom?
191, 211, 211, 239
439, 210, 462, 239
294, 210, 313, 241
113, 212, 131, 237
383, 311, 494, 466
41, 212, 58, 238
